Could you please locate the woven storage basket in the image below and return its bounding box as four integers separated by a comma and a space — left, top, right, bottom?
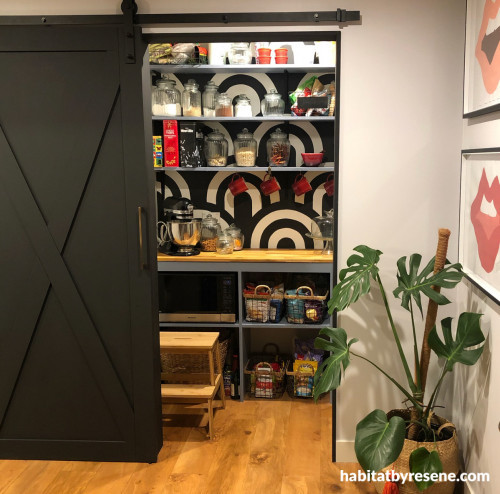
160, 337, 229, 376
286, 361, 315, 398
374, 409, 460, 494
284, 286, 328, 324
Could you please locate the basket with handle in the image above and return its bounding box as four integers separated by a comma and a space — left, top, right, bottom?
244, 343, 288, 399
284, 286, 329, 324
243, 284, 272, 323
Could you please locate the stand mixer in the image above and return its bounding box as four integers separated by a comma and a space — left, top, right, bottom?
158, 197, 202, 256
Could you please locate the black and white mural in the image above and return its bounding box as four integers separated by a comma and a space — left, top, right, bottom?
153, 69, 335, 249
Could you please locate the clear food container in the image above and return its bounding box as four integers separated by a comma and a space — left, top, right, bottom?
156, 79, 181, 116
202, 81, 219, 117
216, 233, 234, 254
200, 214, 221, 252
204, 131, 228, 167
266, 128, 290, 166
261, 89, 285, 116
224, 223, 245, 251
228, 42, 252, 64
215, 92, 233, 117
234, 94, 253, 117
182, 79, 202, 117
234, 128, 257, 167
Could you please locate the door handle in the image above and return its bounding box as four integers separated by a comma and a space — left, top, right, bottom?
137, 206, 148, 270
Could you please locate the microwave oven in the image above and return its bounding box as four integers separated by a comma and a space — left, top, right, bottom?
158, 272, 237, 323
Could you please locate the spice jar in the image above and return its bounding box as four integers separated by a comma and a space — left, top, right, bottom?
224, 223, 245, 251
204, 131, 228, 167
200, 214, 221, 252
182, 79, 202, 117
228, 42, 252, 64
234, 128, 257, 167
234, 94, 253, 117
215, 93, 233, 117
216, 233, 234, 254
202, 81, 219, 117
267, 128, 290, 166
261, 89, 285, 116
156, 79, 181, 116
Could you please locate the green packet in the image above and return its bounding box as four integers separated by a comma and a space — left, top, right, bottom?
289, 75, 317, 104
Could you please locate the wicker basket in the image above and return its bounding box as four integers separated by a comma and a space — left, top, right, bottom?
286, 361, 316, 398
244, 285, 284, 323
244, 344, 289, 399
160, 336, 229, 376
374, 409, 460, 494
284, 286, 329, 324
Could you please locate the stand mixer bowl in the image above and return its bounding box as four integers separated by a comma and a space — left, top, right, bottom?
168, 219, 202, 255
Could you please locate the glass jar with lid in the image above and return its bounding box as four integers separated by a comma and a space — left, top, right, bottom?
261, 89, 285, 116
266, 128, 290, 166
200, 214, 221, 252
204, 131, 228, 167
182, 79, 202, 117
216, 233, 234, 254
202, 81, 219, 117
215, 92, 233, 117
234, 128, 257, 167
151, 83, 168, 116
156, 79, 181, 116
228, 42, 252, 65
224, 223, 244, 251
234, 94, 253, 117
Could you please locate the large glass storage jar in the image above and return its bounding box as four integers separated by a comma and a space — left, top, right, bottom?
234, 94, 253, 117
200, 214, 221, 252
152, 81, 169, 116
261, 89, 285, 116
266, 128, 290, 166
202, 81, 219, 117
182, 79, 202, 117
156, 79, 181, 116
234, 128, 257, 167
228, 42, 252, 64
204, 131, 228, 167
215, 93, 233, 117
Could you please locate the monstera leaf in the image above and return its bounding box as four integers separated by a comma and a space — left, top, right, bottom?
313, 327, 358, 401
428, 313, 485, 372
410, 448, 443, 491
328, 245, 382, 313
354, 409, 406, 473
392, 254, 463, 315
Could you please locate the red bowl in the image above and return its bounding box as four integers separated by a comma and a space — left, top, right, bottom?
257, 56, 271, 64
301, 152, 324, 166
275, 48, 288, 57
275, 56, 288, 64
258, 48, 271, 57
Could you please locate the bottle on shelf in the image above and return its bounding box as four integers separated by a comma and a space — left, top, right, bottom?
202, 81, 219, 117
182, 79, 202, 117
223, 363, 232, 397
230, 354, 240, 400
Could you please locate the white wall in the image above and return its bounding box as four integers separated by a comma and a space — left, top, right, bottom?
4, 1, 496, 491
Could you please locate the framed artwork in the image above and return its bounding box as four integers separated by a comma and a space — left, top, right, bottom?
460, 149, 500, 303
463, 0, 500, 118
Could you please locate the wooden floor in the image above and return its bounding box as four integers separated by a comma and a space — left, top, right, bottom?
0, 398, 376, 494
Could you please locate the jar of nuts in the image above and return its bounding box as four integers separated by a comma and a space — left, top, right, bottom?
200, 213, 221, 252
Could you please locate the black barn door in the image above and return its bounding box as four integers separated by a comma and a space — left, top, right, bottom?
0, 25, 162, 461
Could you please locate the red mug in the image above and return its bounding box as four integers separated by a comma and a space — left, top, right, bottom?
260, 173, 281, 196
228, 174, 248, 196
324, 173, 334, 197
292, 173, 312, 196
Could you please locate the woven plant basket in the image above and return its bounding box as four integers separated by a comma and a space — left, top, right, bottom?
374, 410, 460, 494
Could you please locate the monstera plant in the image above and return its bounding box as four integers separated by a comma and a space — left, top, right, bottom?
314, 245, 485, 492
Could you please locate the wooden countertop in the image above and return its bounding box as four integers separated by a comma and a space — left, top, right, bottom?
157, 249, 332, 263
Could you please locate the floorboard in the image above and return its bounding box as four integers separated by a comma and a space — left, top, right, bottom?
0, 398, 376, 494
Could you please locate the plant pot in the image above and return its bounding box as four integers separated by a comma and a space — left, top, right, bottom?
374, 410, 460, 494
